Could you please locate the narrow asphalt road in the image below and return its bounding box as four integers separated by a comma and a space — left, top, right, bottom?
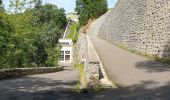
0, 66, 80, 100
88, 35, 170, 99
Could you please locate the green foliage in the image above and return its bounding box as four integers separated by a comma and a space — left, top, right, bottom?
66, 23, 79, 43
45, 46, 61, 67
91, 83, 104, 92
75, 0, 108, 26
35, 0, 42, 8
0, 4, 67, 69
0, 12, 14, 68
0, 0, 3, 11
75, 64, 88, 92
73, 32, 79, 43
9, 0, 26, 13
67, 23, 78, 39
8, 0, 39, 14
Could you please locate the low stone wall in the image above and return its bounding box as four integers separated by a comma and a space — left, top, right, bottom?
0, 67, 63, 80
74, 33, 101, 85
74, 33, 98, 80
73, 33, 88, 64
86, 35, 100, 84
74, 32, 114, 89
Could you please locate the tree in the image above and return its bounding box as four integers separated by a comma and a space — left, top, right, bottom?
75, 0, 83, 15
0, 3, 67, 68
75, 0, 108, 25
27, 0, 36, 9
35, 0, 42, 8
0, 0, 3, 11
29, 4, 67, 67
0, 12, 14, 68
9, 0, 34, 13
0, 0, 1, 4
9, 0, 20, 13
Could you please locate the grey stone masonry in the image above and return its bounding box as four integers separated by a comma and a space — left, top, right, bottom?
74, 33, 115, 88
98, 0, 170, 58
74, 33, 100, 83
86, 35, 100, 83
73, 33, 88, 64
0, 67, 63, 80
87, 10, 112, 36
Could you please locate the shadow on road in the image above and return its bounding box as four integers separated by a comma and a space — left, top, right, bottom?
97, 81, 170, 100
136, 39, 170, 73
136, 60, 170, 73
0, 76, 81, 100
0, 76, 170, 100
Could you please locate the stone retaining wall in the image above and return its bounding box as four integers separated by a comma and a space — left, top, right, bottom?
74, 33, 100, 85
74, 32, 114, 88
87, 10, 111, 36
99, 0, 170, 58
73, 33, 88, 64
0, 67, 63, 80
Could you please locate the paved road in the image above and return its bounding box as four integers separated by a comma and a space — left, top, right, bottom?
0, 65, 145, 100
0, 66, 80, 100
1, 37, 170, 100
88, 36, 170, 99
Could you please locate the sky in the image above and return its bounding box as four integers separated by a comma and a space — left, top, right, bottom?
3, 0, 118, 13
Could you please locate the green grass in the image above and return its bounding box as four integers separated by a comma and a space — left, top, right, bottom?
90, 83, 104, 92
74, 64, 88, 93
72, 32, 79, 43
67, 23, 79, 39
74, 63, 105, 93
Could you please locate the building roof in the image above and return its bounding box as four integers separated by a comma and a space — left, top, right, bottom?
59, 39, 72, 42
66, 12, 79, 22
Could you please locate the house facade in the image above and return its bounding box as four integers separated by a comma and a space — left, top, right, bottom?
59, 39, 73, 64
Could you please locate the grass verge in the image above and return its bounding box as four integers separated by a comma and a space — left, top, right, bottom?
74, 63, 88, 93
67, 23, 79, 39
74, 63, 104, 93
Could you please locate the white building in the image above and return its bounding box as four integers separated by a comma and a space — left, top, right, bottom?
66, 12, 79, 23
59, 39, 73, 64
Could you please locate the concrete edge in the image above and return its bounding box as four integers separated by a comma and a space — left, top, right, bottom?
87, 35, 117, 88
